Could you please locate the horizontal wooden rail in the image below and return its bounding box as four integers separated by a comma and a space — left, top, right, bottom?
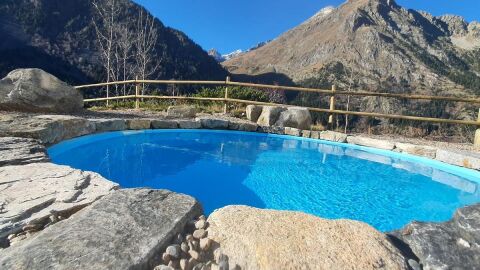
226, 81, 480, 103
83, 94, 480, 126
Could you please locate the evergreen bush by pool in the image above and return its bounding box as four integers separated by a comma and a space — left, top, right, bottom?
48, 130, 480, 231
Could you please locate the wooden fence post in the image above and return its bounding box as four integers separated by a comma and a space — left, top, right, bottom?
135, 76, 140, 110
224, 76, 230, 114
474, 109, 480, 149
328, 84, 336, 126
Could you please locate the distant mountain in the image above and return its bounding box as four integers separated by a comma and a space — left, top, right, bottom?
223, 0, 480, 96
0, 0, 227, 85
209, 41, 273, 63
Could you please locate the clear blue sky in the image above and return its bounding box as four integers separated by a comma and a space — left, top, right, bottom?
133, 0, 480, 54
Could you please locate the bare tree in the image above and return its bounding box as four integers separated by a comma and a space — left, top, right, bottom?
92, 0, 120, 105
135, 9, 160, 95
116, 23, 136, 95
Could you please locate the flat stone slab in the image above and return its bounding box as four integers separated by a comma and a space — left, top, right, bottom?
347, 136, 395, 150
319, 131, 348, 143
0, 163, 118, 244
395, 142, 437, 159
90, 118, 126, 132
390, 203, 480, 270
0, 189, 203, 270
436, 149, 480, 170
208, 206, 408, 270
0, 113, 95, 144
0, 137, 49, 166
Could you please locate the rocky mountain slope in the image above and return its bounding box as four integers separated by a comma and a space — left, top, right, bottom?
0, 0, 227, 85
223, 0, 480, 96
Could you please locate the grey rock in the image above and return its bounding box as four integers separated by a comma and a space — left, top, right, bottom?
126, 119, 151, 130
256, 106, 286, 126
90, 118, 126, 132
228, 119, 258, 132
310, 131, 320, 139
0, 163, 118, 246
198, 117, 229, 129
284, 127, 302, 137
152, 120, 179, 129
0, 137, 49, 166
302, 130, 312, 138
390, 203, 480, 270
0, 69, 83, 113
407, 259, 421, 270
319, 131, 348, 143
0, 113, 95, 144
193, 229, 207, 239
195, 219, 206, 229
167, 106, 196, 118
347, 136, 395, 150
0, 189, 203, 270
258, 125, 285, 135
246, 105, 263, 122
166, 244, 181, 259
178, 119, 202, 129
275, 107, 312, 130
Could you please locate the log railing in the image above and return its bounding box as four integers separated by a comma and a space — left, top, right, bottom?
75, 77, 480, 145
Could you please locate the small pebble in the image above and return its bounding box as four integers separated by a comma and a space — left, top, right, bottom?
188, 240, 199, 251
49, 214, 58, 223
188, 250, 200, 261
180, 258, 189, 270
195, 219, 206, 230
154, 265, 174, 270
407, 259, 421, 270
162, 252, 171, 264
168, 259, 179, 269
186, 234, 194, 242
198, 215, 206, 221
166, 244, 181, 259
188, 258, 198, 268
7, 234, 16, 241
193, 229, 207, 239
199, 238, 212, 251
181, 242, 189, 253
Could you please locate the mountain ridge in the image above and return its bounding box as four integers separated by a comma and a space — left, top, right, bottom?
223, 0, 480, 96
0, 0, 227, 84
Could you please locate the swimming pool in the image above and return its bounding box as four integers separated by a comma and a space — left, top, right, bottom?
48, 130, 480, 231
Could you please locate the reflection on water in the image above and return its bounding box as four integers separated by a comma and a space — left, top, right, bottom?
49, 130, 480, 231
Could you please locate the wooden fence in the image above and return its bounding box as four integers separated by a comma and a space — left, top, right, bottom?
75, 76, 480, 145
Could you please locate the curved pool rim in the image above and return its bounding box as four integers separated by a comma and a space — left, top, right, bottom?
48, 129, 480, 184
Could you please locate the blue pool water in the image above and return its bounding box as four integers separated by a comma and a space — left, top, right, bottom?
48, 130, 480, 231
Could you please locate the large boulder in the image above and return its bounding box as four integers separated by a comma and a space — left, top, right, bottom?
0, 189, 202, 270
207, 206, 409, 270
0, 137, 49, 166
167, 106, 197, 118
390, 204, 480, 270
275, 107, 312, 130
0, 69, 83, 113
246, 105, 263, 122
256, 106, 286, 126
0, 163, 118, 246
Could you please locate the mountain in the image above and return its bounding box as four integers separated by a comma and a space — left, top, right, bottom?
208, 49, 225, 62
223, 0, 480, 96
209, 41, 273, 63
0, 0, 227, 85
